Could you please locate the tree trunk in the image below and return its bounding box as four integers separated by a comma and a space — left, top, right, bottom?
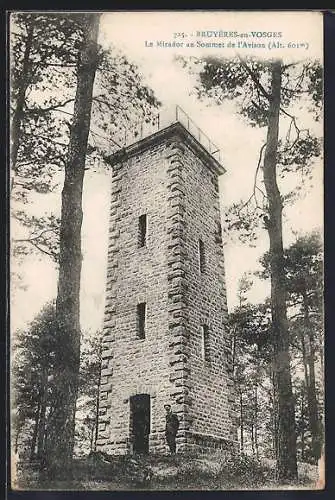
263, 59, 297, 481
94, 357, 102, 451
14, 418, 24, 454
11, 21, 35, 186
30, 401, 40, 460
251, 423, 255, 457
300, 393, 305, 461
37, 365, 48, 459
270, 369, 279, 460
239, 389, 244, 453
44, 14, 100, 477
254, 384, 259, 460
299, 328, 310, 389
14, 427, 20, 454
231, 325, 237, 374
302, 290, 321, 463
90, 426, 95, 452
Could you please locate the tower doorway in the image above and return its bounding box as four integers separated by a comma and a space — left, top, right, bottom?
130, 394, 150, 454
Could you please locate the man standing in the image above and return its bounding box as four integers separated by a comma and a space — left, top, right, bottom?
164, 404, 179, 454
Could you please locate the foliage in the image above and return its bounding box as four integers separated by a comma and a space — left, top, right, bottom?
11, 12, 160, 261
229, 232, 323, 464
12, 301, 104, 459
74, 331, 103, 456
12, 302, 57, 457
178, 53, 323, 480
177, 55, 322, 246
181, 56, 322, 123
258, 230, 323, 346
229, 288, 274, 458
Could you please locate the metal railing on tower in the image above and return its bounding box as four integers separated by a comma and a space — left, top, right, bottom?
116, 105, 222, 164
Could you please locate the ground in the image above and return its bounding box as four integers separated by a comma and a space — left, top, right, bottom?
14, 451, 320, 491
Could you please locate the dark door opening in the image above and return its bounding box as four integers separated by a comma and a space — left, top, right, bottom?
130, 394, 150, 454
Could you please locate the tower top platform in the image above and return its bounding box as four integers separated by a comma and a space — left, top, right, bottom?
106, 106, 226, 176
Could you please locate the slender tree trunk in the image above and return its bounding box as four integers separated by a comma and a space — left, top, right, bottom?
14, 428, 20, 454
263, 59, 297, 481
302, 290, 321, 463
231, 326, 237, 374
300, 328, 310, 388
270, 369, 279, 460
37, 365, 48, 459
251, 423, 255, 457
90, 426, 94, 452
44, 14, 100, 477
14, 419, 24, 454
94, 357, 102, 451
30, 401, 40, 460
254, 385, 259, 460
318, 328, 324, 379
300, 394, 305, 461
11, 21, 34, 181
239, 389, 244, 453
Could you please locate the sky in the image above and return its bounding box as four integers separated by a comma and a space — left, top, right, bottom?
11, 11, 323, 334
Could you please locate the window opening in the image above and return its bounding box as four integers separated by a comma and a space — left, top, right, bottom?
201, 324, 210, 361
137, 302, 146, 339
138, 214, 147, 247
198, 239, 205, 273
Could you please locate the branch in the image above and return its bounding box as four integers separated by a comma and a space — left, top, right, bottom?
52, 109, 73, 117
237, 142, 267, 217
14, 228, 57, 242
13, 238, 56, 259
93, 95, 128, 114
25, 98, 75, 115
282, 60, 306, 70
282, 86, 309, 95
280, 106, 310, 151
16, 153, 66, 169
89, 128, 122, 150
22, 132, 68, 148
253, 142, 267, 200
43, 63, 77, 68
238, 56, 271, 101
280, 106, 300, 131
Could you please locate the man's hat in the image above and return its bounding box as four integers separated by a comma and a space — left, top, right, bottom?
164, 404, 171, 409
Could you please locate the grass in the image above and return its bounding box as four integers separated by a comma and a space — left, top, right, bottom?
14, 451, 319, 491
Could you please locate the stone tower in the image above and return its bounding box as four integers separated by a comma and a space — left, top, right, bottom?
96, 118, 236, 455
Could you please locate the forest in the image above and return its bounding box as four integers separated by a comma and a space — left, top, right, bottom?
10, 12, 323, 488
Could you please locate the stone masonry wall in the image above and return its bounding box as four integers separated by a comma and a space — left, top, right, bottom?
97, 142, 174, 455
97, 128, 236, 455
180, 142, 236, 447
164, 135, 236, 452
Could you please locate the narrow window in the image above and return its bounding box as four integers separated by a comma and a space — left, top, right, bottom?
198, 239, 205, 273
215, 221, 223, 244
137, 302, 146, 339
138, 214, 147, 248
201, 325, 210, 362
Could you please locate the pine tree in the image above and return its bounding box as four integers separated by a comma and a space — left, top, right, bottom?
180, 54, 322, 480
259, 231, 323, 463
42, 13, 101, 477
11, 12, 159, 259
11, 12, 160, 476
12, 302, 57, 460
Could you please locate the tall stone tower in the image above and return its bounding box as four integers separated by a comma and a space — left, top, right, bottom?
96, 117, 236, 455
